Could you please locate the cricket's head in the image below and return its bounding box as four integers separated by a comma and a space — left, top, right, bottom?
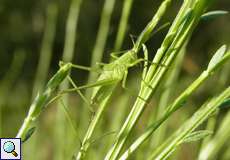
129, 49, 138, 62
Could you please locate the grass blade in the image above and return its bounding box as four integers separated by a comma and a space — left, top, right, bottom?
148, 86, 230, 160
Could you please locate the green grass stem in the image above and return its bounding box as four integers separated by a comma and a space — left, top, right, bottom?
55, 0, 82, 159
16, 63, 72, 141
148, 86, 230, 160
0, 50, 25, 136
76, 0, 172, 159
198, 110, 230, 160
150, 42, 186, 149
32, 2, 58, 98
114, 0, 134, 51
119, 48, 230, 159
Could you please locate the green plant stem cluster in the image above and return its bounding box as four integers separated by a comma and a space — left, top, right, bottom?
104, 0, 216, 159
16, 63, 72, 141
75, 0, 172, 159
149, 86, 230, 160
120, 49, 230, 159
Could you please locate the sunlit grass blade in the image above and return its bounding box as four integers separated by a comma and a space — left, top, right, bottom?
148, 42, 186, 149
198, 110, 230, 160
32, 2, 58, 98
148, 86, 230, 160
114, 0, 134, 51
201, 10, 228, 20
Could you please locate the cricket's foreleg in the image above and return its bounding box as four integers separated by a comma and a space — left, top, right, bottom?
122, 70, 128, 88
95, 62, 108, 66
128, 58, 145, 67
149, 22, 170, 39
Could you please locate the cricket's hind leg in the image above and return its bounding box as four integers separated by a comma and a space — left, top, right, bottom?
89, 130, 117, 146
71, 63, 101, 73
46, 77, 95, 113
59, 98, 82, 145
67, 76, 95, 113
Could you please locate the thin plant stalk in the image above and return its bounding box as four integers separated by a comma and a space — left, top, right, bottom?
199, 59, 230, 151
104, 92, 132, 149
32, 2, 58, 98
148, 86, 230, 160
87, 0, 116, 79
198, 110, 230, 160
119, 48, 230, 159
76, 85, 116, 160
114, 0, 134, 51
28, 3, 58, 160
198, 108, 230, 159
55, 0, 82, 159
0, 50, 25, 136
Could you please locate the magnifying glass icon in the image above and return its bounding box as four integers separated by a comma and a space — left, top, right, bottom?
3, 141, 18, 157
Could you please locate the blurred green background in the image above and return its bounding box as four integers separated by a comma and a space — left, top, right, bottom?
0, 0, 229, 159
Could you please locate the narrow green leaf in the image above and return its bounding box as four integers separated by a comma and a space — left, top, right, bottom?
183, 130, 213, 143
219, 98, 230, 109
201, 10, 228, 20
22, 127, 36, 143
207, 45, 227, 71
180, 8, 193, 26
